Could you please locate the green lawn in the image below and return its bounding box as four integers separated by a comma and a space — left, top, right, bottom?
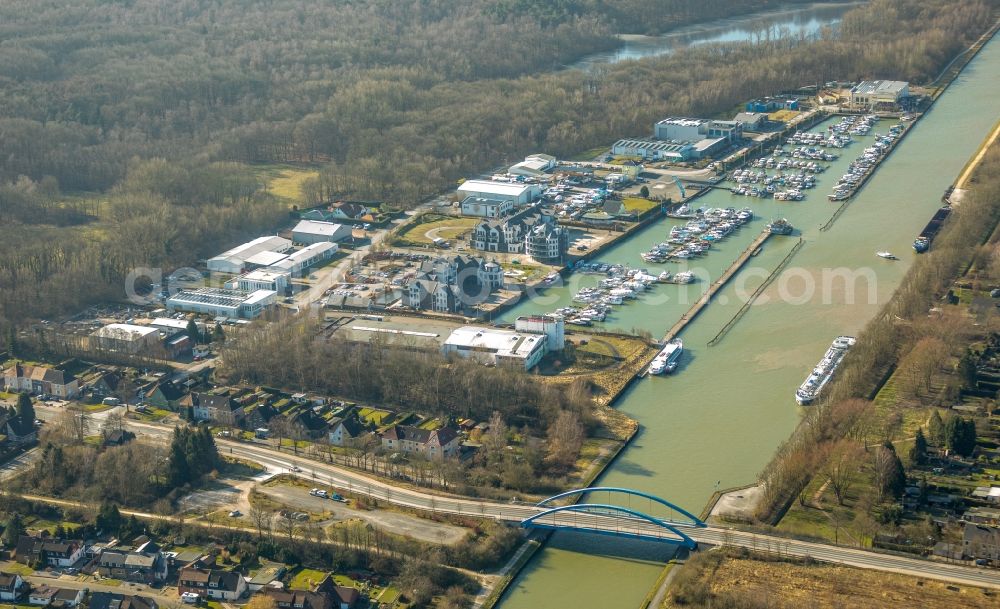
394, 214, 479, 246
289, 568, 329, 590
1, 563, 33, 576
358, 407, 393, 425
254, 164, 320, 205
622, 197, 659, 213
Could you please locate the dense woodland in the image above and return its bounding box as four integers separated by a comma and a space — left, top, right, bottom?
0, 0, 994, 331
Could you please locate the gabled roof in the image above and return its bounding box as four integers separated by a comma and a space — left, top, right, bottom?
335, 417, 366, 439
89, 592, 159, 609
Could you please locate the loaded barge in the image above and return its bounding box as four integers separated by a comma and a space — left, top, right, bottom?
913, 205, 952, 253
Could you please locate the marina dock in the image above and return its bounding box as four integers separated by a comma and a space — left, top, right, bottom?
660, 230, 772, 344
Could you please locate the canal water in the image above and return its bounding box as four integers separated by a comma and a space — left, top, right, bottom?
571, 2, 864, 70
497, 32, 1000, 609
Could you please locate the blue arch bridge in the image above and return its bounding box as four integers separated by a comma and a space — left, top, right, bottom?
519, 487, 706, 549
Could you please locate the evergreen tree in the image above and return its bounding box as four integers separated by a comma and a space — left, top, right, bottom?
877, 442, 906, 501
945, 416, 977, 457
16, 392, 35, 423
96, 502, 123, 533
909, 428, 928, 466
1, 512, 24, 547
167, 426, 192, 488
5, 327, 17, 356
928, 409, 945, 445
957, 350, 978, 390
213, 322, 225, 343
186, 319, 201, 344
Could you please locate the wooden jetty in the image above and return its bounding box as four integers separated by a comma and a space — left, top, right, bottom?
660, 230, 772, 344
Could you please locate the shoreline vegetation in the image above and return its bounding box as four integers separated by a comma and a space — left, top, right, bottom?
754, 139, 1000, 524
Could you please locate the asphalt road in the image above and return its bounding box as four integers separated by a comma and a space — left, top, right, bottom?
29, 405, 1000, 590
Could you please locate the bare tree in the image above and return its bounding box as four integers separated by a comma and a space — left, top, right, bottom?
546, 410, 584, 469
482, 410, 508, 466
823, 440, 863, 505
249, 507, 273, 541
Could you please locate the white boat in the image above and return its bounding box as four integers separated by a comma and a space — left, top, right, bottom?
649, 339, 684, 375
876, 251, 898, 260
670, 271, 695, 284
795, 336, 856, 405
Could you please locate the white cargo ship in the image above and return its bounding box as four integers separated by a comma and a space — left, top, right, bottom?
795, 336, 856, 405
649, 339, 683, 375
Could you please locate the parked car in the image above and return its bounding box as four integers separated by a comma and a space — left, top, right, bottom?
330, 493, 345, 502
229, 510, 241, 517
181, 592, 200, 604
290, 465, 302, 472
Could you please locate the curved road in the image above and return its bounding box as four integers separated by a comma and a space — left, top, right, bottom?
30, 405, 1000, 590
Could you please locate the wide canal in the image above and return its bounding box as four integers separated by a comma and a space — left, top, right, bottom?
496, 30, 1000, 609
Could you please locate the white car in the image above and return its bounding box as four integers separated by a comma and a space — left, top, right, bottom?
181, 592, 200, 604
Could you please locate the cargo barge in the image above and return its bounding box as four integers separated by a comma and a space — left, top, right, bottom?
913, 205, 952, 253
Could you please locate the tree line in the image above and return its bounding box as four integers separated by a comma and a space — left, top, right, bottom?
754, 142, 1000, 522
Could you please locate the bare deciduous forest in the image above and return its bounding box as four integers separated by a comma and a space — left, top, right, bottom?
0, 0, 993, 329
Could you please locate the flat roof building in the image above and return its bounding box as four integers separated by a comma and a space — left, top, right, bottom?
442, 326, 548, 370
231, 269, 290, 294
850, 80, 909, 110
460, 196, 513, 218
291, 220, 353, 245
243, 250, 289, 268
90, 324, 162, 354
207, 236, 292, 274
166, 288, 277, 319
457, 180, 541, 205
612, 138, 694, 161
269, 242, 337, 277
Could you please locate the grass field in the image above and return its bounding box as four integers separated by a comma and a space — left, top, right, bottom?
256, 164, 320, 204
622, 197, 659, 214
663, 548, 1000, 608
394, 214, 479, 245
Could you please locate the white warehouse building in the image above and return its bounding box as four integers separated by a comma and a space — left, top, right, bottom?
850, 80, 909, 110
166, 288, 277, 319
269, 242, 338, 276
229, 268, 290, 293
90, 324, 162, 354
291, 220, 353, 245
207, 236, 292, 274
460, 196, 513, 218
441, 326, 548, 371
457, 180, 541, 205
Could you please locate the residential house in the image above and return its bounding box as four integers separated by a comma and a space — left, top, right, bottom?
52, 588, 86, 608
28, 586, 83, 608
963, 523, 1000, 560
328, 417, 370, 448
314, 574, 360, 609
29, 586, 57, 606
261, 573, 359, 609
0, 572, 29, 602
300, 202, 379, 224
182, 392, 243, 425
15, 536, 84, 568
88, 593, 159, 609
178, 567, 248, 601
96, 540, 167, 583
471, 207, 566, 261
403, 255, 503, 313
102, 429, 136, 447
140, 380, 186, 410
2, 412, 37, 446
2, 364, 79, 399
380, 425, 461, 460
964, 506, 1000, 526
